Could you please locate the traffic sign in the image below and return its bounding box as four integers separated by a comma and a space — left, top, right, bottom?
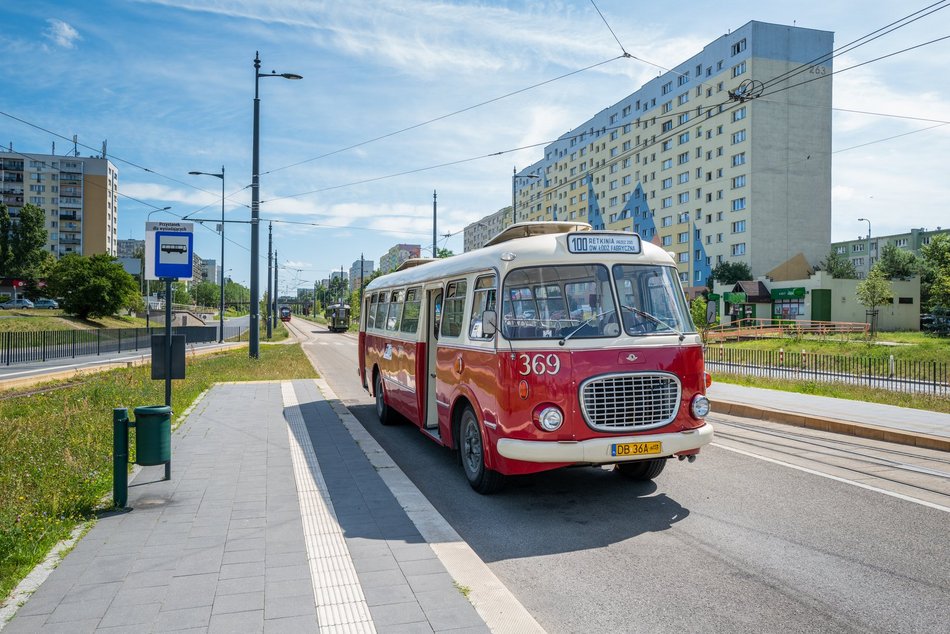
145, 221, 194, 280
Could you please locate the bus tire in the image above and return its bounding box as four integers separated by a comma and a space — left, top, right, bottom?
459, 407, 505, 494
615, 458, 666, 481
374, 372, 395, 426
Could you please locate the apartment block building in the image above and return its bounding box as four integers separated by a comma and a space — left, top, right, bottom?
349, 257, 376, 290
509, 21, 833, 294
463, 207, 508, 253
117, 238, 144, 258
0, 149, 119, 258
832, 226, 949, 279
378, 243, 421, 274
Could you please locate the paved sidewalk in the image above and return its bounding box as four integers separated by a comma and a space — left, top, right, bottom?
3, 381, 489, 633
708, 382, 950, 449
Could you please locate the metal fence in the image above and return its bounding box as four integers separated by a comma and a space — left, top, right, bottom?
705, 346, 949, 396
1, 325, 249, 366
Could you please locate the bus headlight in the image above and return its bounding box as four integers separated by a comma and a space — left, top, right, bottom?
534, 406, 564, 432
690, 395, 710, 419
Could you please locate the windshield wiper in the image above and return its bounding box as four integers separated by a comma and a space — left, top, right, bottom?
558, 309, 614, 346
622, 305, 685, 341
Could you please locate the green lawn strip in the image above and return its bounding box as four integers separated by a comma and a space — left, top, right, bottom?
710, 332, 950, 365
712, 372, 950, 415
0, 343, 316, 600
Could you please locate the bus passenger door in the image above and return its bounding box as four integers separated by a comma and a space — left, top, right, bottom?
424, 287, 442, 430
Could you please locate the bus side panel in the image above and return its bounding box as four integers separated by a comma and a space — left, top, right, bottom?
389, 337, 418, 423
435, 345, 501, 453
414, 341, 427, 429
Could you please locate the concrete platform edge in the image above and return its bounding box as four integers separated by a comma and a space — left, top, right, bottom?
711, 400, 950, 452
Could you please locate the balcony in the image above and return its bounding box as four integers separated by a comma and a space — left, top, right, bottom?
59, 237, 81, 245
59, 212, 80, 221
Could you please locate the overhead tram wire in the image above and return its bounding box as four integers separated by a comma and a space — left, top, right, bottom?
589, 0, 630, 57
260, 55, 627, 177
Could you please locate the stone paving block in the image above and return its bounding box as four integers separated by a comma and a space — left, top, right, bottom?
216, 575, 265, 596
30, 617, 102, 633
113, 584, 169, 606
388, 542, 437, 563
0, 613, 50, 633
399, 558, 449, 577
97, 601, 161, 628
45, 597, 112, 623
380, 622, 440, 634
352, 554, 400, 574
369, 600, 428, 627
219, 560, 265, 580
175, 546, 225, 576
264, 578, 313, 599
223, 548, 267, 566
262, 552, 305, 569
423, 604, 486, 631
163, 572, 217, 609
405, 572, 456, 594
225, 537, 266, 552
212, 591, 265, 615
263, 614, 319, 633
264, 594, 317, 620
123, 568, 174, 589
362, 582, 417, 607
58, 581, 122, 605
208, 609, 265, 633
153, 605, 212, 631
264, 563, 310, 582
358, 569, 409, 589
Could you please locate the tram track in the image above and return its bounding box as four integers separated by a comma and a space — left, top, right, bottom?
710, 416, 950, 501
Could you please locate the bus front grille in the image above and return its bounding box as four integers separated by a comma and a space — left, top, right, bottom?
580, 372, 681, 431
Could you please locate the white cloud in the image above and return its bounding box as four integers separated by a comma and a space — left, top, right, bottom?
43, 19, 81, 49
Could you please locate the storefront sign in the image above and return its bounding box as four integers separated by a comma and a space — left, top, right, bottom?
771, 287, 806, 300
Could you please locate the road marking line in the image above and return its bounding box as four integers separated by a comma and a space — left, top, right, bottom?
281, 381, 376, 633
712, 442, 950, 513
314, 377, 545, 634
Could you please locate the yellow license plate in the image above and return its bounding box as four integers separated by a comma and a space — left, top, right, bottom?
610, 441, 662, 457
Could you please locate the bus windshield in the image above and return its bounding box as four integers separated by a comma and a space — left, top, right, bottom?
612, 264, 696, 335
501, 264, 618, 339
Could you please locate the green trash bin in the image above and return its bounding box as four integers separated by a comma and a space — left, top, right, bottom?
133, 405, 171, 466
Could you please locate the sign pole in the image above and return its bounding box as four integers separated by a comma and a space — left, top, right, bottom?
164, 278, 172, 408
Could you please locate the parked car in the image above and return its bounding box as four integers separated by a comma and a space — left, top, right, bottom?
33, 298, 59, 309
0, 298, 35, 309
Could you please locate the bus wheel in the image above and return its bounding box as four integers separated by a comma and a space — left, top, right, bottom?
615, 458, 666, 480
459, 408, 504, 494
374, 372, 394, 425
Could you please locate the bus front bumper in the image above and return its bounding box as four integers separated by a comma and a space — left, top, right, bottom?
495, 423, 713, 464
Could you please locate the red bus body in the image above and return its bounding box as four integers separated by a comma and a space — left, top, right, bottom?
359, 223, 712, 488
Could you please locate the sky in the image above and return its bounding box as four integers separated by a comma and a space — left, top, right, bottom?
2, 1, 949, 293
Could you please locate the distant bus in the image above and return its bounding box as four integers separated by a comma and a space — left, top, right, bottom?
325, 303, 350, 333
279, 305, 292, 322
359, 221, 712, 493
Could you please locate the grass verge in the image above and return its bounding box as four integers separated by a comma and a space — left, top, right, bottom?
0, 343, 316, 600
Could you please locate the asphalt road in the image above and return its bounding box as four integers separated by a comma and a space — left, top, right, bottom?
287, 317, 950, 634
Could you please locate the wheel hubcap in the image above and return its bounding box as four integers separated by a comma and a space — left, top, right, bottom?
463, 421, 481, 474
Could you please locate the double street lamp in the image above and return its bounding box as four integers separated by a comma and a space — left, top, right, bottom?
250, 52, 302, 358
511, 167, 540, 227
188, 167, 225, 342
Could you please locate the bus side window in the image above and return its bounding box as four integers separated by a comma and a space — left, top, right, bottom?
400, 287, 422, 334
441, 280, 467, 338
366, 293, 377, 329
469, 275, 496, 340
374, 292, 390, 330
433, 291, 443, 340
386, 289, 405, 332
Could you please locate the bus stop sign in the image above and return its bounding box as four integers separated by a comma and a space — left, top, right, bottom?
145, 221, 194, 280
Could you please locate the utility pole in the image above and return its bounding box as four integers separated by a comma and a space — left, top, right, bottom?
266, 222, 273, 339
432, 190, 437, 258
273, 249, 279, 330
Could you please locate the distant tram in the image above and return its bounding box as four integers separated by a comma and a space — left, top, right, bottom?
279, 305, 292, 322
326, 303, 351, 333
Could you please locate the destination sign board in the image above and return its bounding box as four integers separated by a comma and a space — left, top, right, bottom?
567, 233, 642, 254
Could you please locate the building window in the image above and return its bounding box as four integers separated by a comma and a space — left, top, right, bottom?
662, 197, 673, 208
732, 129, 746, 144
678, 72, 689, 86
678, 113, 690, 125
732, 107, 746, 122
678, 92, 689, 106
678, 172, 689, 184
732, 175, 746, 188
732, 243, 746, 256
731, 39, 747, 56
662, 81, 672, 95
732, 197, 746, 211
662, 216, 673, 227
732, 152, 746, 166
678, 132, 690, 144
662, 120, 673, 132
732, 220, 746, 233
678, 192, 689, 204
662, 139, 673, 151
662, 235, 672, 246
662, 158, 673, 170
678, 252, 689, 263
662, 178, 673, 189
732, 61, 747, 77
678, 152, 689, 165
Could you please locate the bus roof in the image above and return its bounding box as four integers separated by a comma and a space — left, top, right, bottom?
365, 222, 677, 293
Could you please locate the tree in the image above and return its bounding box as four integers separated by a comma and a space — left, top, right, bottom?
0, 203, 10, 274
192, 281, 219, 307
709, 261, 752, 286
920, 234, 950, 311
818, 248, 858, 279
875, 244, 918, 280
689, 296, 718, 341
47, 254, 140, 319
436, 248, 454, 258
172, 281, 191, 305
8, 203, 48, 278
327, 276, 348, 304
856, 267, 893, 336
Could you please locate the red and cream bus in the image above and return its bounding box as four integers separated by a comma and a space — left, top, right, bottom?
359, 221, 712, 493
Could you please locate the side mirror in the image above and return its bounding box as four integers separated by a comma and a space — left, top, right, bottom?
482, 310, 497, 336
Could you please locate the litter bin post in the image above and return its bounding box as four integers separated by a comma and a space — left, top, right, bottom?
133, 405, 172, 480
113, 408, 129, 508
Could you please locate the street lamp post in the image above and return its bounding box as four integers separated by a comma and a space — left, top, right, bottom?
858, 217, 872, 278
188, 167, 225, 342
250, 51, 302, 358
511, 167, 540, 227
